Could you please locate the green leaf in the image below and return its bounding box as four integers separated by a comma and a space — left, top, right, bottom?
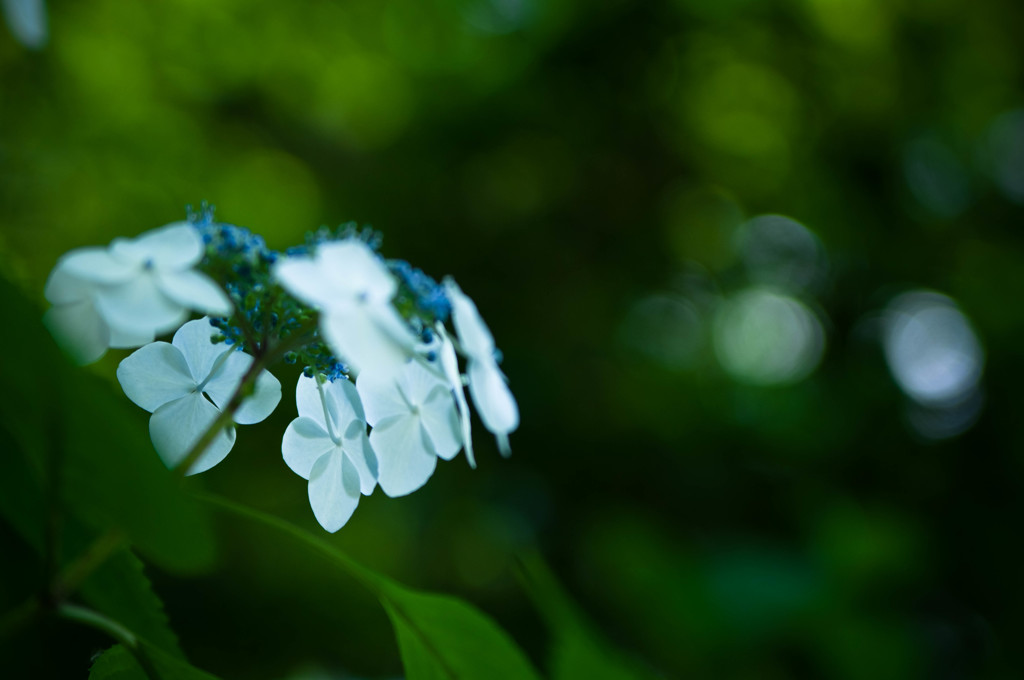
201, 494, 541, 680
0, 276, 216, 573
88, 645, 143, 680
0, 422, 46, 553
61, 603, 220, 680
0, 422, 182, 660
58, 368, 218, 573
89, 643, 221, 680
517, 553, 660, 680
381, 585, 541, 680
80, 547, 183, 658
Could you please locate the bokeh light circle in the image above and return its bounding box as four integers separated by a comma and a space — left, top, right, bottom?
735, 214, 828, 292
882, 291, 984, 407
712, 287, 825, 386
621, 294, 703, 370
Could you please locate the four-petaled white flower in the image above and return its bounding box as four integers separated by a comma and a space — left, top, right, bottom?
357, 360, 462, 497
274, 240, 418, 377
43, 222, 231, 364
281, 375, 378, 532
443, 278, 519, 455
117, 318, 282, 475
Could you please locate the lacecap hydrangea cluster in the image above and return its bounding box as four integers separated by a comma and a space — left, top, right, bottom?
42, 208, 519, 532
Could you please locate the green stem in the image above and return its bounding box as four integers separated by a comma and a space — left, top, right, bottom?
172, 320, 318, 478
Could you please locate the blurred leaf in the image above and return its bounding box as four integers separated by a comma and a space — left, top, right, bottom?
58, 367, 218, 573
0, 276, 215, 573
0, 421, 46, 553
517, 553, 660, 680
0, 422, 182, 658
202, 494, 541, 680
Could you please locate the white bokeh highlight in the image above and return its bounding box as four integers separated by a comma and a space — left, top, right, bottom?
882, 291, 983, 408
712, 288, 825, 386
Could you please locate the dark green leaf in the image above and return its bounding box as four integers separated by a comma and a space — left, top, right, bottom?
0, 276, 216, 573
80, 548, 183, 658
0, 423, 181, 660
381, 584, 541, 680
202, 494, 541, 680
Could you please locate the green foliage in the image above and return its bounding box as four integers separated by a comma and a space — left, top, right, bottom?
89, 643, 220, 680
0, 277, 216, 573
203, 494, 541, 680
80, 549, 182, 658
384, 588, 540, 680
4, 0, 1024, 676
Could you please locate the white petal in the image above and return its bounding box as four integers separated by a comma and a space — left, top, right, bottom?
172, 318, 229, 384
112, 222, 203, 270
197, 348, 280, 424
59, 247, 138, 285
274, 256, 334, 309
437, 325, 475, 467
231, 368, 282, 425
495, 433, 512, 458
321, 304, 417, 376
295, 374, 328, 426
199, 349, 250, 407
325, 377, 366, 426
356, 368, 409, 426
156, 270, 232, 316
318, 240, 396, 304
149, 393, 235, 475
420, 387, 462, 461
43, 301, 109, 365
444, 278, 495, 360
468, 359, 519, 435
2, 0, 48, 49
369, 415, 437, 498
116, 342, 195, 413
342, 427, 378, 495
307, 451, 361, 533
94, 272, 188, 337
44, 261, 90, 305
282, 417, 334, 479
401, 358, 448, 407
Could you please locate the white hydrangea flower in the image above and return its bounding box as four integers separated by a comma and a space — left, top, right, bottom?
357, 360, 462, 497
116, 319, 282, 475
43, 267, 153, 365
274, 240, 418, 377
281, 375, 378, 532
443, 278, 519, 455
43, 222, 231, 364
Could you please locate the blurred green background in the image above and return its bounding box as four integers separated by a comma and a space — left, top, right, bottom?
3, 0, 1024, 677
